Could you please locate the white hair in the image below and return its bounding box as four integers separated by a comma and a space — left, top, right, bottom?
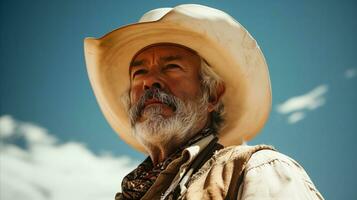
199, 58, 225, 132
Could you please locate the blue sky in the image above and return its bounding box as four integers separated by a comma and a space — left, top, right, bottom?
0, 0, 356, 199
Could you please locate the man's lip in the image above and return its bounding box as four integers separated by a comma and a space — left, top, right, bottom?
144, 99, 164, 107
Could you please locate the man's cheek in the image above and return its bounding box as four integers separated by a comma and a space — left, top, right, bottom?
130, 92, 140, 105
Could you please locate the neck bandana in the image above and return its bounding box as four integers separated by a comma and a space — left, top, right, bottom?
115, 128, 221, 200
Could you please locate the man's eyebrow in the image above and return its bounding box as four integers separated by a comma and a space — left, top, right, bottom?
129, 55, 182, 69
160, 55, 182, 62
130, 59, 144, 67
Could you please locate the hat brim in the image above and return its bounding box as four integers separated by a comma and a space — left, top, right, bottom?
84, 19, 271, 153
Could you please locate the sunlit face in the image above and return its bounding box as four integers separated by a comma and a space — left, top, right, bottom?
129, 44, 203, 122
126, 44, 210, 148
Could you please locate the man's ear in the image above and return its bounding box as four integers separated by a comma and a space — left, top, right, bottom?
208, 82, 225, 112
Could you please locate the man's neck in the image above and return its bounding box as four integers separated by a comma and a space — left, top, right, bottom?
147, 129, 214, 166
147, 141, 178, 166
149, 144, 175, 166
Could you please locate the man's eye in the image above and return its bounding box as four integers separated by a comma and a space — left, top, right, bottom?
132, 69, 147, 78
164, 64, 181, 70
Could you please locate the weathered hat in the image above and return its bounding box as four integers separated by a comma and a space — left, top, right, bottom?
84, 4, 271, 153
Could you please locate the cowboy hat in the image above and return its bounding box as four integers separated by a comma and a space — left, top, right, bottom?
84, 4, 271, 153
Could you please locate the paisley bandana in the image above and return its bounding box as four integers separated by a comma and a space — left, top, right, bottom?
115, 128, 216, 200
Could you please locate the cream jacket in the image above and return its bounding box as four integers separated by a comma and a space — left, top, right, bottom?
238, 148, 324, 199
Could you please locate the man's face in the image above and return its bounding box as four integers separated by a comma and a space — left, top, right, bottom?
127, 44, 210, 147
129, 44, 202, 122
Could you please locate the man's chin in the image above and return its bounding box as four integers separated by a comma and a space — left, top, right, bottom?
137, 114, 168, 124
140, 105, 175, 119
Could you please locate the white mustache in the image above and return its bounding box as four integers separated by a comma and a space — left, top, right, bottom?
128, 88, 180, 124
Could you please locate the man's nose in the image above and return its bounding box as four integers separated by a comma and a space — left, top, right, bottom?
143, 74, 163, 90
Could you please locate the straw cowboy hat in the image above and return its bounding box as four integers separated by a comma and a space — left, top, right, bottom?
84, 4, 271, 153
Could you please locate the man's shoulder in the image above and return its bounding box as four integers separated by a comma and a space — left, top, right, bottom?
243, 145, 301, 171
233, 145, 325, 200
213, 144, 276, 164
217, 144, 301, 171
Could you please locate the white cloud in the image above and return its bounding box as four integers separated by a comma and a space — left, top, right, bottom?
287, 112, 305, 124
344, 68, 356, 79
0, 115, 16, 138
20, 123, 57, 145
0, 115, 138, 200
276, 84, 328, 124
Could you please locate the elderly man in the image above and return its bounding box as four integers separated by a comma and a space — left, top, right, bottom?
84, 4, 324, 200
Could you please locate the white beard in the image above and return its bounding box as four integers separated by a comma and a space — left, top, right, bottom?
132, 95, 209, 149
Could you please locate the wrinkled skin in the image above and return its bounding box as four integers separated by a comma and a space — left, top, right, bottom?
130, 44, 202, 122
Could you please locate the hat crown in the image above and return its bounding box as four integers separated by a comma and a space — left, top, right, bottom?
139, 8, 172, 22
139, 4, 232, 24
